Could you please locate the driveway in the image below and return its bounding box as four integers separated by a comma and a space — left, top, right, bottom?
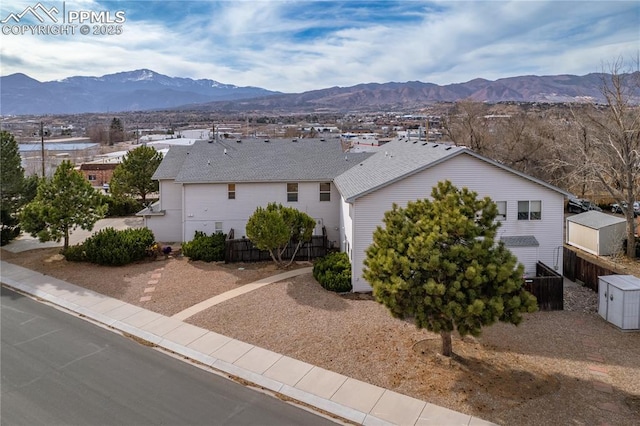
3, 217, 144, 253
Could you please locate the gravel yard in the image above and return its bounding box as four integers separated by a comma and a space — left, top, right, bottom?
2, 247, 639, 426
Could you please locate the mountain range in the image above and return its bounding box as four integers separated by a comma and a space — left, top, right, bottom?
1, 69, 632, 115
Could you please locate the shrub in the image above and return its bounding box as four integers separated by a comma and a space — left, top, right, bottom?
102, 195, 144, 217
62, 244, 86, 262
82, 227, 155, 266
313, 252, 352, 292
182, 231, 226, 262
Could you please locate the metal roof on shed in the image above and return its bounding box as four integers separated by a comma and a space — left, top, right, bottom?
566, 210, 626, 229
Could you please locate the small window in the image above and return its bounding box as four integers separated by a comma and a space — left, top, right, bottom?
228, 183, 235, 200
88, 174, 96, 181
214, 221, 223, 233
319, 182, 331, 202
287, 183, 298, 202
530, 200, 542, 220
496, 201, 507, 220
518, 200, 542, 220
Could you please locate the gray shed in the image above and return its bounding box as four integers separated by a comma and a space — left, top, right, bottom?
566, 211, 626, 256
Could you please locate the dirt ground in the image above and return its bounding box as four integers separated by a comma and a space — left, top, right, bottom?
2, 247, 640, 426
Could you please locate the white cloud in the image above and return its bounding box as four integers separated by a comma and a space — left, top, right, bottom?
1, 0, 638, 92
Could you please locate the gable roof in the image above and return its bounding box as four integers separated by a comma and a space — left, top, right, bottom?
567, 210, 626, 229
153, 138, 373, 183
334, 138, 573, 202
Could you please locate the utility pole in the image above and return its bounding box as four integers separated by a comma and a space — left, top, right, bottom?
40, 121, 45, 177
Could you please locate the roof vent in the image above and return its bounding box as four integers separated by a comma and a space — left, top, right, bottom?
320, 138, 326, 142
264, 139, 270, 143
422, 142, 428, 146
445, 146, 452, 150
292, 139, 298, 142
236, 140, 242, 143
432, 144, 439, 148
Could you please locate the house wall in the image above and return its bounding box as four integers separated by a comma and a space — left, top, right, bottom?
339, 197, 354, 259
507, 246, 539, 277
79, 168, 115, 186
350, 154, 566, 292
182, 181, 342, 243
145, 179, 183, 242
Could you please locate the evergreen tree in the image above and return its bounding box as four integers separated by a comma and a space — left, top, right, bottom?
0, 131, 32, 244
110, 145, 163, 203
109, 117, 125, 144
364, 180, 537, 357
246, 203, 316, 268
21, 161, 107, 250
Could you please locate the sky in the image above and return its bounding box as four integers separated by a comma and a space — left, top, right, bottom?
1, 0, 638, 93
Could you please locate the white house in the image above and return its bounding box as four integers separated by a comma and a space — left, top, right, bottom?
140, 137, 571, 292
334, 138, 571, 291
138, 138, 372, 244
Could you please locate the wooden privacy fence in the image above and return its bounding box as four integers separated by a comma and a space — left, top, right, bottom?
563, 246, 615, 292
523, 262, 564, 311
225, 234, 328, 263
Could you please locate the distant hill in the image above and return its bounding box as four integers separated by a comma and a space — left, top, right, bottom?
2, 69, 637, 115
0, 69, 279, 115
194, 73, 631, 113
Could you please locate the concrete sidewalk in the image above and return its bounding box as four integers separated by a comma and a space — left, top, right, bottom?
0, 261, 495, 426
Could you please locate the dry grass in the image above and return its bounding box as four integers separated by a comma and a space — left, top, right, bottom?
2, 247, 640, 426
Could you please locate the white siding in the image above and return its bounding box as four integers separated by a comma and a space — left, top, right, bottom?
350, 154, 566, 292
339, 197, 354, 260
145, 179, 183, 242
508, 246, 539, 277
183, 181, 341, 242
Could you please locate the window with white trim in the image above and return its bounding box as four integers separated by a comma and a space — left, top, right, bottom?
518, 200, 541, 220
88, 174, 96, 181
319, 182, 331, 201
496, 201, 507, 220
287, 183, 298, 202
214, 221, 223, 233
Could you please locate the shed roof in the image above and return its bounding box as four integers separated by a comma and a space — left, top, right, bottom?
566, 211, 626, 229
333, 138, 572, 202
153, 138, 373, 183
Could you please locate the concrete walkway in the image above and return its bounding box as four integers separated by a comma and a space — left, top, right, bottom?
172, 267, 314, 321
0, 261, 495, 426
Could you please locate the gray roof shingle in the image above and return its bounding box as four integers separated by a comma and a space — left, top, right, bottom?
500, 235, 540, 247
157, 138, 372, 183
334, 138, 572, 202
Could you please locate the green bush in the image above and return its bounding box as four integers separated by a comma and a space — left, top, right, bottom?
313, 252, 352, 292
182, 231, 226, 262
62, 244, 86, 262
82, 227, 155, 266
102, 195, 144, 217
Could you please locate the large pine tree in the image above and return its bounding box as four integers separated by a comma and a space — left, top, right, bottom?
364, 180, 537, 357
21, 161, 107, 250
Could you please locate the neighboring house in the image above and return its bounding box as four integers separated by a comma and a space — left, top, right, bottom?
566, 211, 627, 256
138, 138, 372, 244
140, 137, 571, 292
79, 163, 118, 187
333, 138, 571, 292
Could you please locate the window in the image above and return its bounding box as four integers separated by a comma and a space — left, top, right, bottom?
88, 174, 96, 181
228, 183, 235, 200
319, 182, 331, 201
214, 221, 223, 233
287, 183, 298, 202
518, 200, 542, 220
496, 201, 507, 220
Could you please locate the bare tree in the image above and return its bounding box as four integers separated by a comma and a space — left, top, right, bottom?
442, 100, 491, 154
576, 58, 640, 258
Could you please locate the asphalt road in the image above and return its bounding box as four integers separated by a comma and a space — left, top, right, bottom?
1, 286, 337, 425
